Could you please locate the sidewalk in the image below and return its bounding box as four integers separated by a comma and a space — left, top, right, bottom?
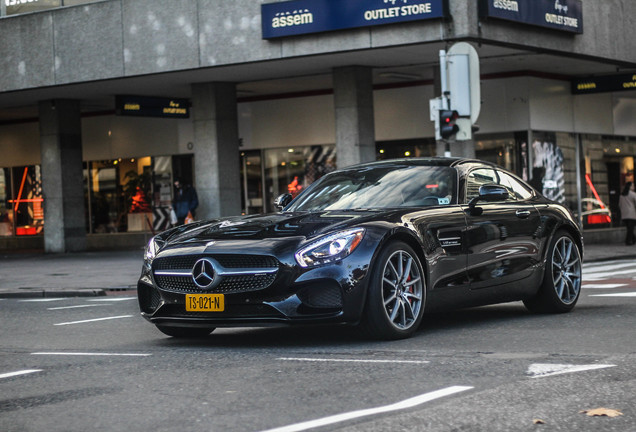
0, 243, 634, 298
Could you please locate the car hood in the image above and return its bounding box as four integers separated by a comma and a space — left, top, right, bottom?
162, 210, 399, 246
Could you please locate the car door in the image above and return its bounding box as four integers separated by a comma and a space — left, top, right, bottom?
462, 167, 542, 292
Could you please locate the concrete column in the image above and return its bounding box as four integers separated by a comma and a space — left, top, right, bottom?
192, 82, 241, 219
333, 66, 376, 168
39, 100, 86, 253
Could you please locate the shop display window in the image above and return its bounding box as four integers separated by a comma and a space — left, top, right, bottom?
86, 157, 153, 233
263, 145, 336, 213
0, 165, 43, 236
376, 139, 436, 160
581, 136, 636, 229
0, 168, 12, 236
240, 151, 264, 215
85, 155, 181, 234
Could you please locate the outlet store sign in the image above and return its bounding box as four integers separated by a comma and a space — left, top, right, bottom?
480, 0, 583, 34
261, 0, 448, 39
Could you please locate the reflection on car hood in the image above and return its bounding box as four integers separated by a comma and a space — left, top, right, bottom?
163, 210, 396, 245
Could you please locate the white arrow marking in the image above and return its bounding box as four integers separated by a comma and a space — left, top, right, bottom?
528, 363, 616, 379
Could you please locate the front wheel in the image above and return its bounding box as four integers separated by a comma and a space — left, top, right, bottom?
524, 230, 582, 313
361, 241, 426, 340
155, 325, 215, 338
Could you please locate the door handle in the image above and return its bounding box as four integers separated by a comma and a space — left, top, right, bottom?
515, 210, 531, 219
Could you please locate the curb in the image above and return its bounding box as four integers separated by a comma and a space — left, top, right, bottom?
0, 289, 107, 299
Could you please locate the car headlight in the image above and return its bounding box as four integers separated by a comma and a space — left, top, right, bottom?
144, 236, 164, 262
295, 228, 365, 268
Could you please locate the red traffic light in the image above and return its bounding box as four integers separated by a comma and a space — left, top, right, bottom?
439, 110, 459, 139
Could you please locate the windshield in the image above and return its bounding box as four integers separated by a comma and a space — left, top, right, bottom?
287, 165, 457, 212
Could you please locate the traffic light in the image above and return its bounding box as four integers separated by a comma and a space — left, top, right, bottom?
439, 110, 459, 139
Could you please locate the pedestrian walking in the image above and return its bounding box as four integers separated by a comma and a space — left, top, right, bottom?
172, 178, 198, 226
618, 181, 636, 245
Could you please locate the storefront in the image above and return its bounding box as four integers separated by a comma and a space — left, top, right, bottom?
1, 0, 635, 250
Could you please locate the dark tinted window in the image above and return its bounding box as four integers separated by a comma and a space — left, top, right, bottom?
287, 165, 457, 211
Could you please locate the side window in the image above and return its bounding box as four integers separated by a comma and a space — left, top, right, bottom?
497, 171, 533, 201
465, 168, 497, 203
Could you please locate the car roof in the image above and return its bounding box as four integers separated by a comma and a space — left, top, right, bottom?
341, 157, 499, 170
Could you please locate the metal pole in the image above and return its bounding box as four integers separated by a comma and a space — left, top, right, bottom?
575, 134, 583, 228
439, 50, 450, 109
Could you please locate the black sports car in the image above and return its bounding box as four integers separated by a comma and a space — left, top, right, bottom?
138, 158, 583, 340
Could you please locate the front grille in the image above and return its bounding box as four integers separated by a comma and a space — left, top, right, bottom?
154, 254, 278, 270
152, 254, 279, 295
154, 273, 277, 294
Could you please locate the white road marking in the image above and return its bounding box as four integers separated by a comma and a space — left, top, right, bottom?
589, 292, 636, 297
19, 298, 66, 302
258, 386, 473, 432
582, 261, 636, 272
581, 283, 628, 289
279, 357, 429, 365
528, 363, 616, 379
584, 268, 636, 280
54, 315, 133, 326
0, 369, 42, 379
88, 297, 136, 302
48, 304, 111, 310
32, 352, 151, 357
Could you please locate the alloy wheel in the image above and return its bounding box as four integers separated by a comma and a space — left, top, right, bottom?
551, 236, 581, 305
381, 250, 424, 330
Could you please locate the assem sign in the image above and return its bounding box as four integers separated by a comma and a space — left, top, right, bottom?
572, 74, 636, 95
261, 0, 449, 39
479, 0, 583, 34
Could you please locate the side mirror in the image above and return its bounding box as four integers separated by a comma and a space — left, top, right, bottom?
274, 193, 293, 210
468, 184, 509, 213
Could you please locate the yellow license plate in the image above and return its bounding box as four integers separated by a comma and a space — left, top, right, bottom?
186, 294, 224, 312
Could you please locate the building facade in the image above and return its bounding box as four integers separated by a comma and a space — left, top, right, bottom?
1, 0, 635, 251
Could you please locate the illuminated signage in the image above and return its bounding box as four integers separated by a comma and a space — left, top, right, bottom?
261, 0, 449, 39
4, 0, 61, 16
479, 0, 583, 34
115, 96, 190, 119
572, 74, 636, 95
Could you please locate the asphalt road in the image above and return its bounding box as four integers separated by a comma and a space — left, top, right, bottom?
1, 259, 635, 432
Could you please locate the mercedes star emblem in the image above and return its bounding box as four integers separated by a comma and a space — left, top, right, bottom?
192, 258, 216, 289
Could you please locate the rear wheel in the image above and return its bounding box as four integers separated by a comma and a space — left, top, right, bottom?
155, 325, 215, 338
524, 230, 582, 313
361, 241, 426, 340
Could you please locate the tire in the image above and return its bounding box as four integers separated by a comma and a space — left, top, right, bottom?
156, 325, 215, 338
524, 230, 582, 313
361, 241, 426, 340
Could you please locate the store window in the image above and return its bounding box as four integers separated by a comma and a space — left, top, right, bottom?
85, 155, 189, 234
0, 168, 12, 236
474, 133, 523, 174
580, 135, 636, 229
263, 145, 336, 213
376, 139, 436, 160
240, 151, 264, 215
0, 165, 43, 236
86, 157, 153, 233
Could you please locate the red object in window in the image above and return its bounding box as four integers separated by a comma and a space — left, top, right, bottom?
16, 226, 37, 236
587, 214, 611, 225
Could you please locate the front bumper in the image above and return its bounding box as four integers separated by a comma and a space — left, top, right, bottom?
137, 247, 373, 328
